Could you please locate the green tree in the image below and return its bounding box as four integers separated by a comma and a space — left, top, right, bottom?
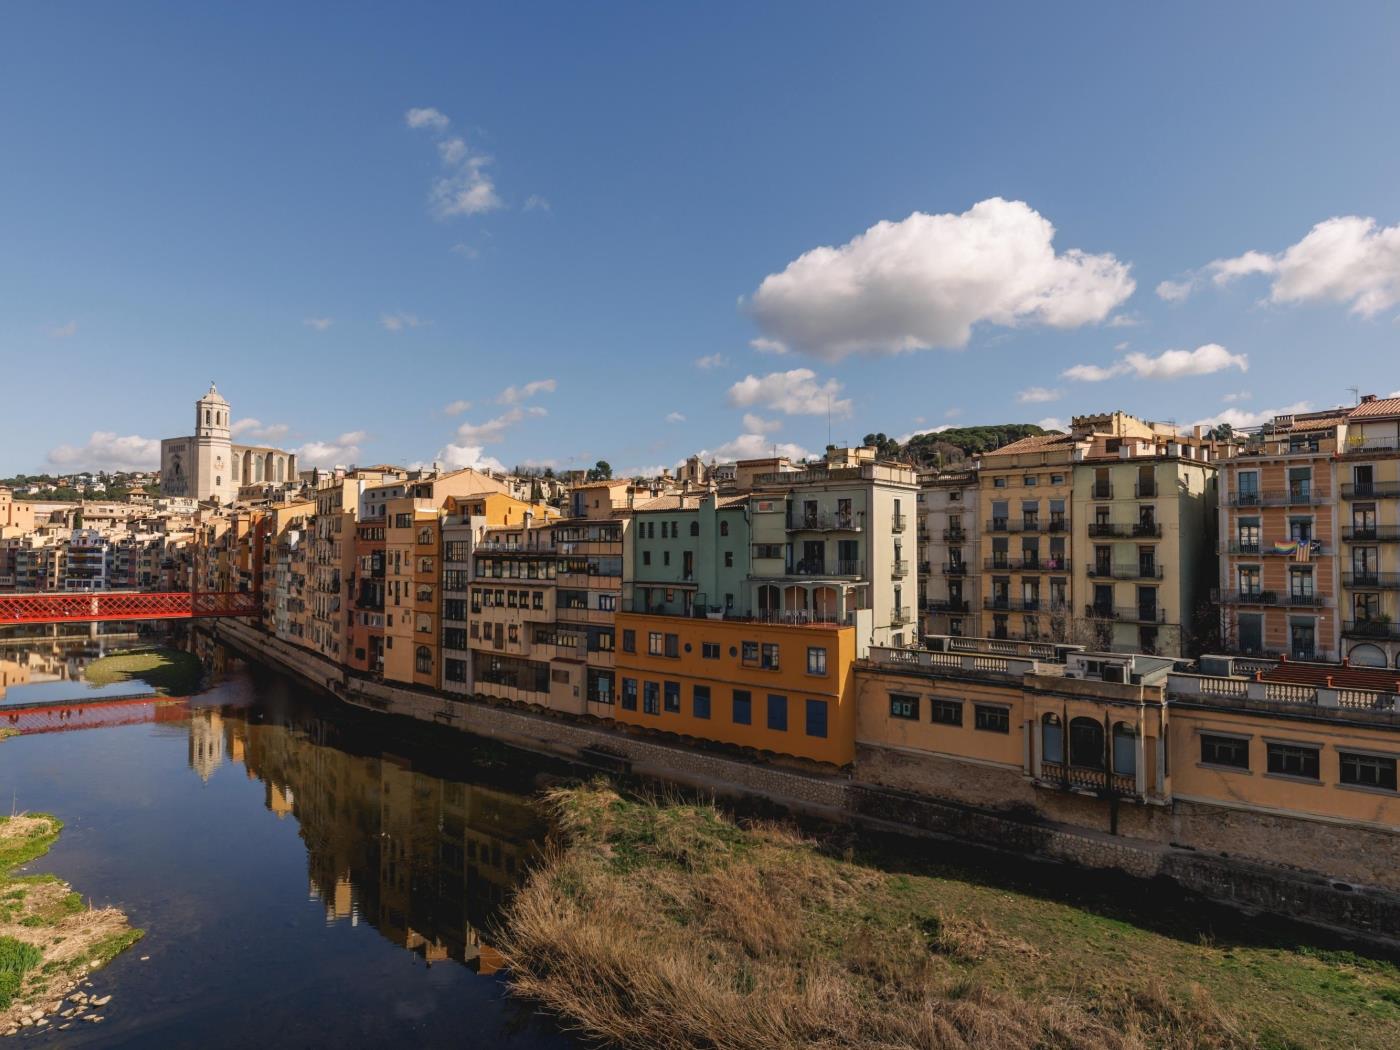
587, 460, 613, 481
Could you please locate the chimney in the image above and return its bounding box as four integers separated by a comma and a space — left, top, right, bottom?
1361, 394, 1377, 403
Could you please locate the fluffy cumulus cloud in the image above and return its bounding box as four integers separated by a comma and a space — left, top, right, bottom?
1222, 390, 1252, 403
1155, 279, 1193, 303
895, 425, 953, 443
48, 432, 160, 471
434, 444, 506, 473
741, 413, 781, 434
664, 411, 686, 424
498, 378, 557, 404
1209, 216, 1400, 317
230, 419, 291, 443
443, 399, 472, 416
1063, 343, 1247, 382
454, 406, 546, 445
1037, 417, 1068, 432
746, 198, 1135, 360
749, 337, 788, 355
405, 106, 503, 219
699, 432, 811, 463
1016, 386, 1062, 404
294, 432, 366, 468
1191, 401, 1313, 431
727, 369, 852, 417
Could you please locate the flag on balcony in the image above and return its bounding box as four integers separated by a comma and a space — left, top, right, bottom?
1271, 540, 1299, 556
1294, 540, 1317, 563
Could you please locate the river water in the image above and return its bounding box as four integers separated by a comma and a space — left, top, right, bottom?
0, 631, 576, 1049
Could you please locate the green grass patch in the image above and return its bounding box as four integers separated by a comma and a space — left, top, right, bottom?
84, 646, 203, 696
0, 814, 62, 875
0, 936, 42, 1009
502, 785, 1400, 1050
86, 929, 143, 967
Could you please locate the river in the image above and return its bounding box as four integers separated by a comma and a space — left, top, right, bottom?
0, 631, 576, 1049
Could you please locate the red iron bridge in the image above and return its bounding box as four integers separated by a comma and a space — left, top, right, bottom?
0, 591, 258, 627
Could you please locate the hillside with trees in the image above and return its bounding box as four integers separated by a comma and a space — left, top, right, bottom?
861, 423, 1055, 468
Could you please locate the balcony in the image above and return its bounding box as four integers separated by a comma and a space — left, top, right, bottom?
926, 598, 971, 614
891, 559, 910, 576
942, 562, 968, 576
942, 528, 967, 542
1343, 526, 1400, 543
787, 512, 862, 532
784, 559, 861, 578
1091, 482, 1113, 499
1341, 482, 1400, 500
1038, 762, 1139, 796
986, 519, 1067, 533
1087, 563, 1164, 580
890, 606, 913, 625
917, 560, 931, 575
1342, 619, 1400, 641
1211, 589, 1328, 609
984, 597, 1046, 613
1228, 488, 1328, 507
1084, 604, 1167, 623
1342, 572, 1400, 589
1133, 481, 1157, 498
983, 557, 1071, 573
891, 514, 907, 533
1087, 522, 1160, 539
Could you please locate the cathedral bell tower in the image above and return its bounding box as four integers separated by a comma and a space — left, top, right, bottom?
194, 382, 235, 503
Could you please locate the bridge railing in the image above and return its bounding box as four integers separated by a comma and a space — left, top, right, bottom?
0, 590, 259, 626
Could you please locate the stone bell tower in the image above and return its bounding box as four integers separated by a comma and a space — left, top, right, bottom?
194, 382, 235, 503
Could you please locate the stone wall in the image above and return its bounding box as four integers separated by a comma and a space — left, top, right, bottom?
213, 619, 1400, 944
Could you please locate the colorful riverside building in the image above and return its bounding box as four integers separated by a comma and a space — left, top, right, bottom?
1217, 395, 1400, 668
918, 468, 980, 639
970, 413, 1220, 658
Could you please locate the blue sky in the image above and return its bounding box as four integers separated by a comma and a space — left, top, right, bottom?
3, 2, 1400, 477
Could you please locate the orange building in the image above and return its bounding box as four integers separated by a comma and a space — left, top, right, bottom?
613, 612, 857, 766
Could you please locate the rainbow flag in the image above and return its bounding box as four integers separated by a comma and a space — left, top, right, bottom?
1271, 540, 1299, 556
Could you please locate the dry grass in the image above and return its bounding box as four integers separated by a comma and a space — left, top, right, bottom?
0, 813, 142, 1031
499, 786, 1258, 1050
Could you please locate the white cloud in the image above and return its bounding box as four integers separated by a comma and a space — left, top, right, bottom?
746, 197, 1135, 361
1063, 343, 1247, 382
48, 320, 78, 339
230, 419, 291, 443
450, 242, 480, 259
665, 411, 686, 424
497, 378, 557, 404
1222, 390, 1252, 403
741, 413, 781, 434
895, 425, 953, 443
405, 106, 503, 219
294, 431, 366, 468
303, 317, 332, 331
695, 353, 728, 370
1191, 401, 1313, 431
1155, 279, 1194, 302
1017, 386, 1062, 404
523, 195, 551, 212
1207, 216, 1400, 317
380, 312, 426, 332
405, 107, 450, 131
618, 464, 671, 478
1105, 313, 1141, 328
749, 337, 788, 355
434, 444, 506, 473
1037, 417, 1068, 432
443, 399, 472, 416
455, 406, 546, 445
699, 432, 812, 463
48, 432, 160, 471
727, 369, 852, 417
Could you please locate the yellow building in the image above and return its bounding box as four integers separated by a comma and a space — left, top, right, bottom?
613, 612, 857, 766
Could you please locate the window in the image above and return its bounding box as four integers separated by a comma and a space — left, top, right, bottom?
1041, 714, 1063, 764
415, 646, 432, 674
930, 699, 962, 726
767, 694, 788, 731
974, 705, 1009, 733
993, 477, 1007, 488
622, 677, 638, 711
649, 631, 664, 656
643, 681, 660, 715
724, 551, 734, 568
733, 690, 752, 725
1200, 734, 1248, 769
690, 520, 699, 536
693, 685, 711, 719
806, 646, 827, 675
622, 629, 636, 653
599, 594, 616, 611
665, 633, 680, 658
805, 699, 828, 738
642, 551, 652, 566
664, 681, 681, 713
702, 642, 720, 660
1112, 724, 1137, 776
1266, 741, 1319, 780
1339, 751, 1397, 792
1069, 718, 1105, 769
742, 640, 759, 664
445, 658, 466, 683
761, 643, 780, 669
1050, 474, 1065, 485
889, 693, 918, 719
663, 551, 670, 566
1024, 474, 1038, 487
720, 521, 729, 537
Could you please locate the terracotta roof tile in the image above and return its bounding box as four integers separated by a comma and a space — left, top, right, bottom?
1348, 396, 1400, 419
979, 433, 1073, 457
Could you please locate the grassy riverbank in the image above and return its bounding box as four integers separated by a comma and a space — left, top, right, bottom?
85, 646, 202, 697
0, 813, 142, 1033
500, 785, 1400, 1050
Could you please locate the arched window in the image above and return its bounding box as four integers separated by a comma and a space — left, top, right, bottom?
720, 520, 729, 537
1348, 643, 1386, 668
204, 409, 211, 425
1069, 717, 1104, 769
690, 520, 699, 536
415, 646, 432, 674
1112, 722, 1137, 776
1041, 713, 1063, 764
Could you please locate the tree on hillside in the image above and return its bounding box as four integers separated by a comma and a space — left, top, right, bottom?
587, 460, 613, 482
862, 433, 902, 459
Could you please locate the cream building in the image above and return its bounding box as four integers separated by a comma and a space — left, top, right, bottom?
161, 384, 298, 504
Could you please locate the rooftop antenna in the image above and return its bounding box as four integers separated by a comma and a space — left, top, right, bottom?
827, 393, 832, 448
1347, 385, 1360, 405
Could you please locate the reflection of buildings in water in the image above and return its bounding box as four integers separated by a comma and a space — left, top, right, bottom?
0, 657, 31, 702
206, 710, 541, 970
188, 708, 227, 782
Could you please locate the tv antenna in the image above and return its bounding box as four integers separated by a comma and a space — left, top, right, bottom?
1347, 386, 1360, 405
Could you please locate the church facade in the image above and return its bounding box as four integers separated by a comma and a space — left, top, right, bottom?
161, 384, 298, 503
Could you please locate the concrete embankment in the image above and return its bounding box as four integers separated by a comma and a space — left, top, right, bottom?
208, 619, 1400, 946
